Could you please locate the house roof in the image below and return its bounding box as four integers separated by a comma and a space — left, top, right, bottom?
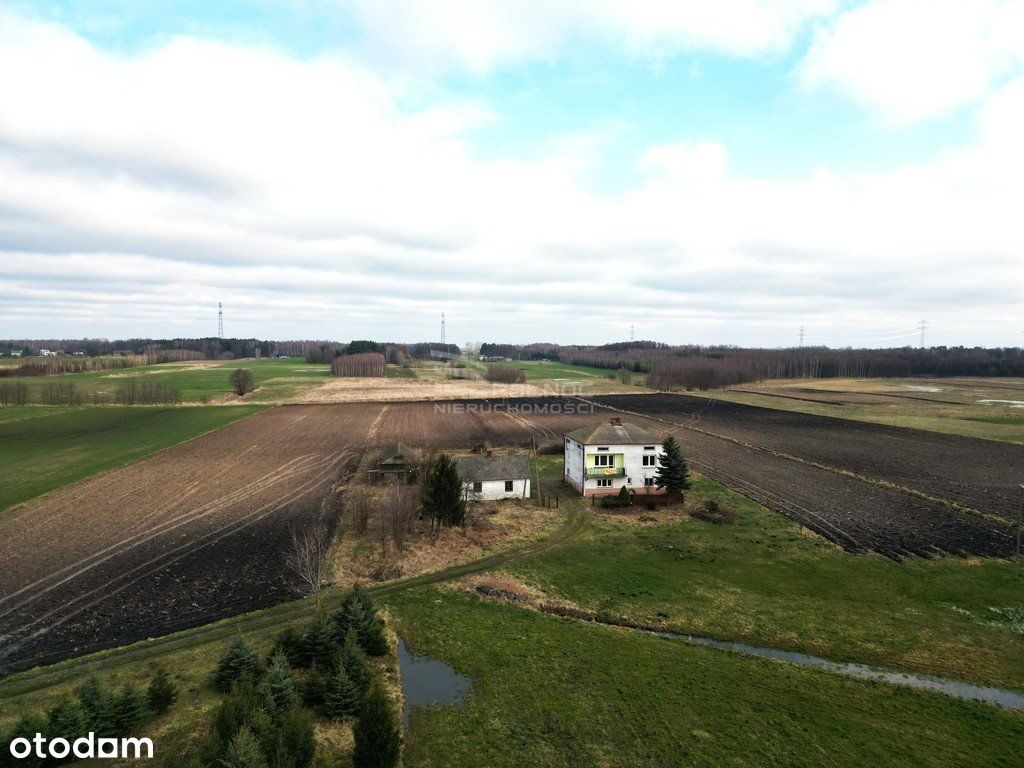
453, 455, 529, 482
376, 443, 420, 467
564, 420, 659, 446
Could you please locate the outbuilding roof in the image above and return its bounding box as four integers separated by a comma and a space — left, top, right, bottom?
564, 419, 659, 445
453, 454, 530, 482
376, 443, 420, 467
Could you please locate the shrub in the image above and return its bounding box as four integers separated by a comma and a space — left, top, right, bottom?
484, 364, 526, 384
690, 500, 740, 525
599, 486, 633, 509
352, 679, 401, 768
229, 368, 255, 396
146, 668, 178, 715
214, 639, 263, 692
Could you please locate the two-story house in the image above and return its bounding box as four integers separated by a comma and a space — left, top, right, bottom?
563, 418, 664, 496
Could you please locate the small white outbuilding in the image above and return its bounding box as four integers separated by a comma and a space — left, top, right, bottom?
454, 453, 531, 501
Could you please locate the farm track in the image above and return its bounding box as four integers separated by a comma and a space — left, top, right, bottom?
1, 393, 1017, 674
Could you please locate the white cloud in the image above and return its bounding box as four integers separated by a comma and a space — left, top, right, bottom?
0, 9, 1021, 345
801, 0, 1024, 123
345, 0, 838, 74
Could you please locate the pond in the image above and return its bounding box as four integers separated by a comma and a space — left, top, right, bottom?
397, 638, 473, 732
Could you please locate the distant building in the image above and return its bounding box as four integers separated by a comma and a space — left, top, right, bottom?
369, 444, 421, 483
9, 349, 22, 357
454, 453, 530, 501
563, 418, 664, 497
38, 349, 55, 356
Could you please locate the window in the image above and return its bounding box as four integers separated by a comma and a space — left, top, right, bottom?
505, 480, 514, 492
596, 478, 613, 487
597, 446, 609, 451
644, 445, 656, 451
644, 478, 656, 486
472, 481, 482, 493
642, 455, 657, 466
593, 454, 613, 467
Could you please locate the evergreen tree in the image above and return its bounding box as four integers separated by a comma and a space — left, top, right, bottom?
147, 667, 179, 714
113, 683, 151, 734
300, 666, 328, 710
654, 436, 690, 494
1, 714, 48, 768
221, 726, 268, 768
302, 614, 341, 672
264, 652, 296, 716
352, 679, 401, 768
46, 698, 89, 742
214, 638, 263, 692
209, 682, 261, 757
421, 453, 465, 528
76, 675, 118, 734
335, 586, 388, 656
342, 631, 372, 695
268, 626, 305, 668
272, 705, 316, 768
323, 666, 362, 719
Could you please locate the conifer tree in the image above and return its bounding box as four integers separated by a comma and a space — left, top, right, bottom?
221, 726, 268, 768
342, 630, 372, 695
46, 699, 89, 742
264, 652, 296, 716
214, 639, 263, 692
323, 666, 362, 719
113, 683, 151, 734
76, 675, 117, 734
654, 436, 690, 494
303, 614, 341, 672
147, 667, 179, 715
352, 679, 401, 768
421, 453, 465, 529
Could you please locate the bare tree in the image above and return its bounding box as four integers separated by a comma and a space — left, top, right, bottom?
345, 485, 374, 535
380, 480, 418, 554
285, 521, 333, 608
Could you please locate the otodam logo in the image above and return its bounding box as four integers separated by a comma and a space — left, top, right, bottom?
8, 733, 153, 761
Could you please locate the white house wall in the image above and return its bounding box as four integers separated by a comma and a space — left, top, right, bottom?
566, 443, 664, 496
464, 478, 531, 501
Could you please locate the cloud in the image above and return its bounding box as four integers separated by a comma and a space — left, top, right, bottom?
0, 8, 1021, 346
344, 0, 838, 74
800, 0, 1024, 123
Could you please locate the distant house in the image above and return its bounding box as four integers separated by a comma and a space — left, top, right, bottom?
369, 444, 421, 483
38, 349, 55, 357
454, 453, 530, 501
9, 349, 22, 358
563, 418, 664, 497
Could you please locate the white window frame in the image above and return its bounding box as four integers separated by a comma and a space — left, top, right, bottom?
593, 454, 614, 467
596, 478, 613, 488
642, 455, 657, 467
644, 477, 656, 486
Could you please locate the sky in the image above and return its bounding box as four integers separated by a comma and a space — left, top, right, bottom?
0, 0, 1022, 347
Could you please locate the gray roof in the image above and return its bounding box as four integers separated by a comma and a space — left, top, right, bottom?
376, 444, 420, 467
454, 455, 530, 482
564, 420, 659, 445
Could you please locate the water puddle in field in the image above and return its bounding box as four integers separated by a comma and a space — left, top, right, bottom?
977, 399, 1024, 408
397, 638, 472, 732
903, 385, 944, 392
652, 631, 1024, 710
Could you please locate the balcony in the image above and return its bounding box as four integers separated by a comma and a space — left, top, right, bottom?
585, 467, 626, 478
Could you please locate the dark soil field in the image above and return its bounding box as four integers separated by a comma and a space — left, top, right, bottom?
0, 395, 1016, 674
593, 393, 1023, 521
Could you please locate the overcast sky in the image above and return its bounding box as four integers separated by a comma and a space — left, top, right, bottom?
1, 1, 1022, 347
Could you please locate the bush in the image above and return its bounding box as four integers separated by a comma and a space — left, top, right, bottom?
147, 667, 179, 715
229, 368, 255, 396
214, 639, 263, 692
690, 500, 740, 525
599, 486, 633, 509
352, 679, 401, 768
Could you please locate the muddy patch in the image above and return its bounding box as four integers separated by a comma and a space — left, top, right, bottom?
397, 638, 472, 732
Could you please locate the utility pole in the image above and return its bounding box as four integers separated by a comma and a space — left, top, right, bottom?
799, 326, 805, 347
918, 318, 928, 348
441, 312, 446, 345
217, 302, 224, 338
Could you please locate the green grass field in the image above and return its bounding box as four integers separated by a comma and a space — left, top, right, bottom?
0, 405, 264, 512
509, 458, 1024, 691
384, 589, 1023, 768
0, 357, 329, 404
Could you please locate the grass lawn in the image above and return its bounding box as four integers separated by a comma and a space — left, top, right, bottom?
0, 405, 264, 512
508, 457, 1024, 690
385, 588, 1024, 768
0, 357, 329, 404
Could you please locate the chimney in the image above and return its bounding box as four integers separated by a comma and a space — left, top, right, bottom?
486, 449, 493, 459
610, 417, 622, 426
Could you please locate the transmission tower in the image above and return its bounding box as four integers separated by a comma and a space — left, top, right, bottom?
441, 312, 446, 345
918, 318, 928, 348
630, 324, 635, 342
799, 325, 805, 347
217, 302, 224, 338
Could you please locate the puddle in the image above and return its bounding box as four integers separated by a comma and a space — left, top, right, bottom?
903, 385, 944, 392
655, 631, 1024, 710
397, 638, 472, 731
977, 399, 1024, 408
